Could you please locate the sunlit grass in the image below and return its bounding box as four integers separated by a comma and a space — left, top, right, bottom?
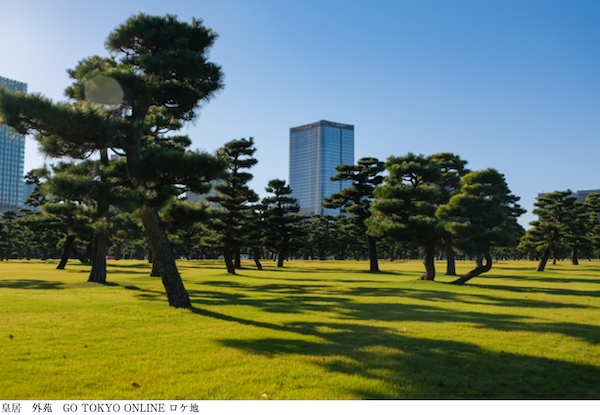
1, 258, 600, 399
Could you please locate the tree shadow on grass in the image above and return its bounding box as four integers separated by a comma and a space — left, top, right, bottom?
188, 277, 600, 341
209, 315, 600, 398
0, 279, 66, 290
481, 273, 600, 285
474, 283, 600, 299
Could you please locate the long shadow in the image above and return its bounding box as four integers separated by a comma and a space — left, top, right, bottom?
475, 283, 600, 299
344, 286, 595, 309
106, 262, 151, 269
194, 280, 594, 311
204, 312, 600, 398
493, 264, 600, 273
188, 277, 600, 341
0, 279, 66, 290
481, 273, 600, 285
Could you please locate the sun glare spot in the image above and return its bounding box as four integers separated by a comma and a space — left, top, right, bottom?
84, 75, 124, 106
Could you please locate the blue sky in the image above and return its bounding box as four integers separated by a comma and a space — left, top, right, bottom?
1, 0, 599, 227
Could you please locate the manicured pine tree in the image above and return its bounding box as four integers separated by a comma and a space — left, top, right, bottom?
0, 210, 23, 260
519, 190, 580, 272
262, 179, 304, 267
584, 193, 600, 258
206, 138, 259, 275
567, 201, 592, 265
0, 14, 225, 308
308, 215, 338, 261
367, 153, 442, 280
323, 157, 384, 272
436, 168, 524, 284
429, 152, 470, 275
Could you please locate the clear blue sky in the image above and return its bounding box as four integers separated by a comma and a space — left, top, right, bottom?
2, 0, 599, 227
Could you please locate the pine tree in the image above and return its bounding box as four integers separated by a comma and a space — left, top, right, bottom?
519, 190, 580, 272
0, 14, 225, 308
436, 168, 524, 284
367, 153, 442, 280
206, 138, 259, 274
429, 152, 470, 275
323, 157, 384, 272
262, 179, 303, 267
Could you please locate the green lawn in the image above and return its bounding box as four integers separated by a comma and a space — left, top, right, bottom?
1, 259, 600, 399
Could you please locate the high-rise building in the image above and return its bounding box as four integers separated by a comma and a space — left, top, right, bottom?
0, 76, 27, 212
289, 120, 354, 216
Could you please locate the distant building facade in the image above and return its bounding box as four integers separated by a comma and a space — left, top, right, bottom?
0, 76, 27, 212
289, 120, 354, 216
185, 180, 224, 210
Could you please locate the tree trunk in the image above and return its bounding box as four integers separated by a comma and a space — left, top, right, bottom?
277, 250, 285, 267
571, 248, 579, 265
537, 247, 551, 271
114, 244, 122, 260
445, 237, 456, 276
253, 247, 263, 270
367, 235, 379, 272
475, 254, 483, 268
234, 247, 241, 268
57, 234, 76, 270
318, 248, 326, 261
88, 231, 107, 283
88, 148, 110, 284
141, 206, 191, 308
150, 260, 161, 277
451, 253, 492, 285
223, 246, 236, 275
419, 241, 436, 281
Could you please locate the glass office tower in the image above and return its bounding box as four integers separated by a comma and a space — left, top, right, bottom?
0, 76, 27, 212
289, 120, 354, 216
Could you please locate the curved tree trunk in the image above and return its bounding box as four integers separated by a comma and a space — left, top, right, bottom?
537, 247, 551, 271
475, 254, 483, 268
419, 241, 436, 281
253, 247, 263, 270
223, 246, 236, 275
367, 235, 379, 272
451, 253, 492, 285
57, 234, 76, 270
444, 237, 456, 276
141, 206, 191, 308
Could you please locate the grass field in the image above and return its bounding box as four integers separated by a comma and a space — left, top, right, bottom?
1, 258, 600, 399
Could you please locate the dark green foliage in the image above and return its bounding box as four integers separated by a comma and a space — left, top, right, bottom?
518, 190, 582, 271
429, 153, 470, 275
584, 193, 600, 257
323, 157, 384, 271
0, 210, 23, 260
262, 179, 304, 267
367, 153, 443, 280
0, 13, 226, 308
308, 215, 338, 260
436, 169, 524, 283
206, 138, 260, 274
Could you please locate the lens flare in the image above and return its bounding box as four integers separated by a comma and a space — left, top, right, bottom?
84, 75, 124, 106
